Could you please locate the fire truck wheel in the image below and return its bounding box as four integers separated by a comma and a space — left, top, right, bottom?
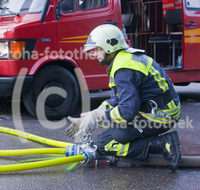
23, 65, 80, 120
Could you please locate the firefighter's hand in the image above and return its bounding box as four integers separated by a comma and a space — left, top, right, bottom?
66, 106, 107, 138
78, 105, 107, 134
66, 112, 96, 139
65, 116, 82, 138
78, 111, 96, 134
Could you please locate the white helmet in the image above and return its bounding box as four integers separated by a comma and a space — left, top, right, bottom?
83, 24, 129, 54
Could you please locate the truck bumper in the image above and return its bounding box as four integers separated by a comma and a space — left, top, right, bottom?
0, 76, 33, 97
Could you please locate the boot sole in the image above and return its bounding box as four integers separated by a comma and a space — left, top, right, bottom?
169, 131, 181, 172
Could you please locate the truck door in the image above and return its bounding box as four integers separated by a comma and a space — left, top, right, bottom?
56, 0, 121, 90
183, 0, 200, 70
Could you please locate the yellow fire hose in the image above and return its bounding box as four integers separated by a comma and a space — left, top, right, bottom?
0, 126, 73, 148
0, 148, 66, 156
0, 126, 86, 172
0, 155, 85, 172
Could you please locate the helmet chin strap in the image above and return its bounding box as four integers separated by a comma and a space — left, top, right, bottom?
100, 50, 121, 66
99, 53, 110, 66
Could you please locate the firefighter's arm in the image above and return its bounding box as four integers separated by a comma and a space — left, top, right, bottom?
99, 86, 119, 108
106, 69, 141, 123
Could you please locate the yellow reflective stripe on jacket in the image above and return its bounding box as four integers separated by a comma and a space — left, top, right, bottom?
105, 140, 130, 157
162, 102, 181, 116
110, 106, 127, 123
109, 51, 153, 88
167, 100, 175, 109
149, 66, 169, 93
140, 101, 181, 123
99, 101, 113, 109
105, 140, 117, 151
140, 112, 174, 124
164, 102, 181, 120
172, 110, 181, 120
109, 77, 115, 88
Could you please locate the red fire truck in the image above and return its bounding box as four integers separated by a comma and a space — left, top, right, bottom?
0, 0, 199, 119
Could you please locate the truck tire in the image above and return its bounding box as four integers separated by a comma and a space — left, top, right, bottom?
23, 65, 79, 120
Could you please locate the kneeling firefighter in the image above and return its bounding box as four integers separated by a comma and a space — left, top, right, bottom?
65, 24, 181, 172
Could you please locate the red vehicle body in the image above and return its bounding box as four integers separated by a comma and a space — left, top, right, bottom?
0, 0, 199, 119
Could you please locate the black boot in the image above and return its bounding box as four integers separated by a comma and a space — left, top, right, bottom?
149, 131, 181, 172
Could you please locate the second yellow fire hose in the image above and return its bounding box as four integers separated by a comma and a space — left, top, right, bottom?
0, 126, 83, 172
0, 126, 74, 148
0, 155, 85, 172
0, 148, 66, 156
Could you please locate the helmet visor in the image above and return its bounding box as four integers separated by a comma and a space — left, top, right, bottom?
83, 35, 98, 52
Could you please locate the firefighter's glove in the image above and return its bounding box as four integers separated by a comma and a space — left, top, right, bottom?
79, 105, 107, 134
65, 106, 107, 138
65, 117, 83, 139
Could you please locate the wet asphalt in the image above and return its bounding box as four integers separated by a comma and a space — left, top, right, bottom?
0, 83, 199, 190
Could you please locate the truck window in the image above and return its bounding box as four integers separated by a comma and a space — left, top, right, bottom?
79, 0, 107, 10
0, 0, 46, 15
61, 0, 77, 13
186, 0, 200, 9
